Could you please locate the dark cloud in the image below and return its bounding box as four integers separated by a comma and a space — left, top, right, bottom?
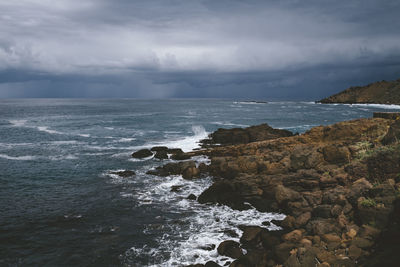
0, 0, 399, 98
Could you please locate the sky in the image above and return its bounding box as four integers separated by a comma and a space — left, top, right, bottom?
0, 0, 400, 99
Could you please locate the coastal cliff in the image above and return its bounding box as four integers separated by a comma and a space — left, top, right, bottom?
318, 79, 400, 105
134, 117, 400, 266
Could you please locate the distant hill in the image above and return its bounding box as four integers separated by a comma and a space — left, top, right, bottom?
318, 78, 400, 105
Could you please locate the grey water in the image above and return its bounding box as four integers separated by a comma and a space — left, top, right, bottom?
1, 99, 399, 266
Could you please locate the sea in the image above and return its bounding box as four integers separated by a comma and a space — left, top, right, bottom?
1, 99, 400, 266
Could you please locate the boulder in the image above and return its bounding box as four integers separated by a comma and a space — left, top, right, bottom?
131, 149, 153, 158
282, 230, 303, 242
217, 240, 243, 259
322, 145, 350, 164
154, 150, 169, 160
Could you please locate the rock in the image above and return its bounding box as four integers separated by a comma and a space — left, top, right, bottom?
300, 238, 312, 247
295, 212, 311, 227
154, 150, 169, 159
348, 245, 363, 260
239, 226, 263, 247
198, 181, 250, 210
147, 161, 196, 176
313, 205, 332, 218
352, 237, 374, 249
171, 185, 183, 192
110, 170, 135, 177
182, 166, 200, 179
167, 148, 184, 154
131, 149, 153, 158
204, 262, 221, 267
217, 240, 243, 259
171, 152, 191, 160
381, 119, 400, 145
150, 146, 168, 152
188, 194, 197, 200
275, 185, 301, 205
374, 112, 400, 120
202, 123, 293, 146
281, 215, 296, 229
282, 230, 303, 242
199, 244, 216, 251
322, 145, 350, 164
274, 242, 296, 263
322, 233, 341, 243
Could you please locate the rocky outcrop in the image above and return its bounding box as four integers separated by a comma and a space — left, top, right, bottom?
200, 123, 293, 147
318, 78, 400, 104
146, 117, 400, 266
185, 117, 400, 266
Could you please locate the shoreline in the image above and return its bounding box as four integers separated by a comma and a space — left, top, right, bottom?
130, 113, 400, 266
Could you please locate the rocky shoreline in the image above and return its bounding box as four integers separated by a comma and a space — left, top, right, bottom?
129, 114, 400, 267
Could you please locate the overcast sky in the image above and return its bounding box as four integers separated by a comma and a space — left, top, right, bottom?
0, 0, 399, 99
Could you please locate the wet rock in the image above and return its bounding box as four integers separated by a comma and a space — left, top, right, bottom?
187, 194, 197, 200
150, 146, 168, 152
182, 166, 200, 179
171, 152, 191, 160
204, 261, 221, 267
147, 161, 196, 176
110, 170, 136, 177
167, 148, 184, 154
131, 149, 153, 158
154, 150, 169, 160
197, 181, 250, 210
239, 226, 263, 246
171, 185, 184, 192
217, 240, 243, 259
199, 244, 216, 251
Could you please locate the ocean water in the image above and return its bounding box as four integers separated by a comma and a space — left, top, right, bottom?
1, 99, 399, 266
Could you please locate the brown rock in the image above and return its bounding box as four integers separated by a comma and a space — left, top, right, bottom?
182, 166, 200, 179
295, 212, 311, 227
322, 145, 350, 164
275, 185, 301, 205
217, 240, 243, 259
283, 230, 303, 243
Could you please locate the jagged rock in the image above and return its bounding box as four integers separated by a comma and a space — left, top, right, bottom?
217, 240, 243, 259
110, 170, 136, 177
295, 212, 311, 227
147, 161, 196, 176
239, 226, 264, 247
201, 123, 293, 146
171, 152, 191, 160
131, 149, 153, 158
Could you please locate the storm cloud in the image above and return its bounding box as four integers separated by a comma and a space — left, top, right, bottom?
1, 0, 400, 98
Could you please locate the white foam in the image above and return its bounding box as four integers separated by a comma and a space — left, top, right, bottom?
122, 171, 285, 266
37, 126, 64, 135
0, 154, 37, 161
116, 138, 136, 143
351, 103, 400, 110
78, 133, 91, 137
49, 154, 79, 160
9, 119, 27, 127
146, 126, 208, 152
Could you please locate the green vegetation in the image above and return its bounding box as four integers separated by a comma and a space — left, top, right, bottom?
360, 198, 377, 208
